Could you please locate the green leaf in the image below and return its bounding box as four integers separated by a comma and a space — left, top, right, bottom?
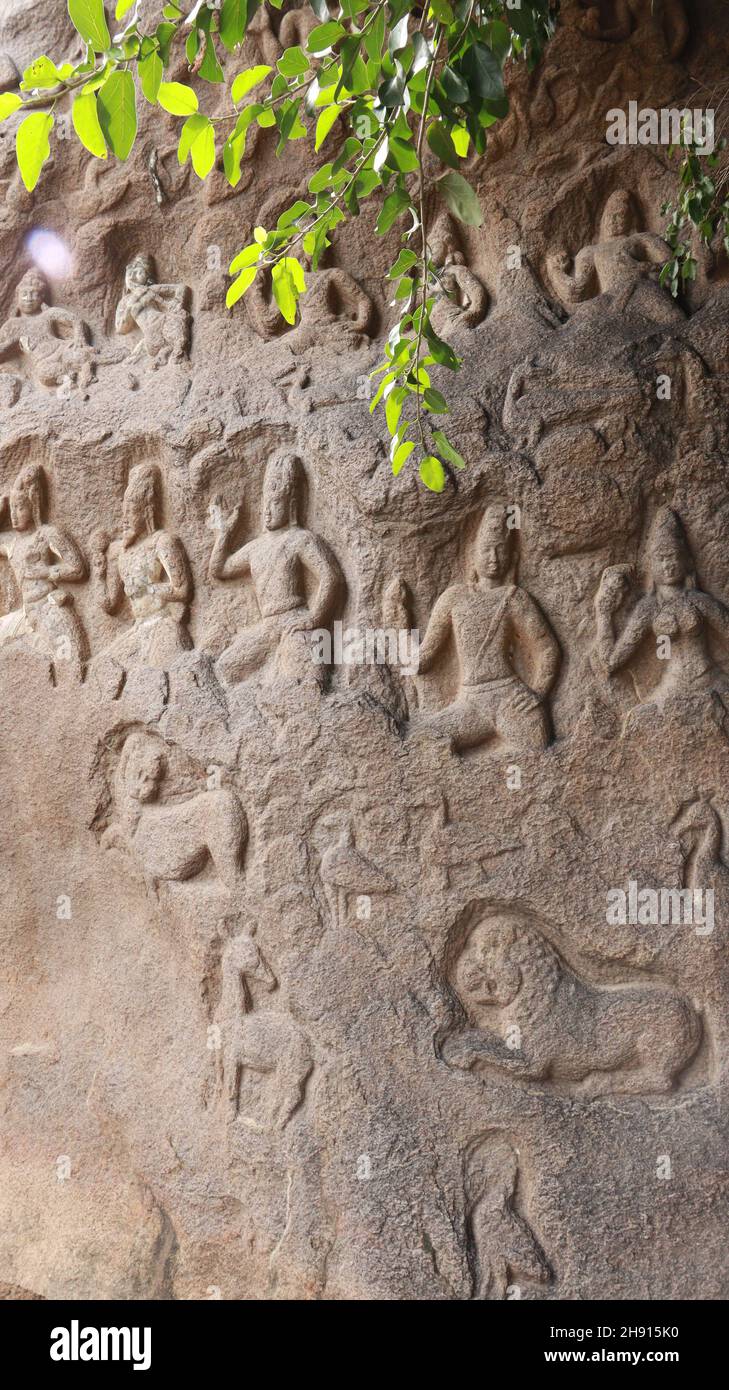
178, 112, 209, 163
460, 43, 504, 102
277, 46, 310, 78
16, 111, 53, 191
72, 89, 107, 157
0, 93, 22, 123
315, 103, 341, 150
190, 117, 215, 178
200, 33, 225, 84
231, 65, 272, 102
97, 69, 137, 160
423, 387, 449, 413
21, 56, 62, 90
436, 170, 483, 226
226, 264, 257, 308
452, 125, 470, 157
387, 248, 417, 278
432, 430, 466, 469
220, 0, 248, 53
427, 122, 459, 170
68, 0, 111, 52
385, 385, 407, 436
157, 81, 199, 115
392, 440, 414, 476
139, 50, 163, 104
229, 243, 261, 273
376, 185, 410, 234
307, 21, 346, 52
419, 456, 446, 492
271, 256, 306, 324
440, 65, 469, 105
116, 0, 136, 18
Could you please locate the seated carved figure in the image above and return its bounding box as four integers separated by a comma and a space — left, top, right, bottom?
101, 730, 247, 892
413, 504, 560, 753
247, 259, 373, 350
430, 219, 488, 339
115, 254, 190, 367
91, 463, 193, 681
595, 507, 729, 712
0, 463, 87, 681
0, 269, 95, 391
209, 453, 342, 687
569, 0, 689, 59
442, 914, 701, 1096
547, 190, 683, 325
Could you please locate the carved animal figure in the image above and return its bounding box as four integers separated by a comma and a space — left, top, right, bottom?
101, 732, 247, 892
319, 815, 394, 928
466, 1135, 552, 1300
444, 915, 702, 1096
228, 1011, 313, 1132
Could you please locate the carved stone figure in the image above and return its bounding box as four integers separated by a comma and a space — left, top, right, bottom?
430, 219, 488, 339
100, 731, 247, 893
443, 913, 702, 1095
0, 269, 96, 392
465, 1135, 552, 1300
115, 254, 190, 367
91, 463, 193, 681
318, 815, 393, 927
0, 464, 87, 681
414, 786, 522, 890
413, 504, 560, 753
227, 996, 313, 1132
248, 260, 374, 350
208, 453, 342, 687
595, 507, 729, 712
571, 0, 689, 59
547, 190, 684, 324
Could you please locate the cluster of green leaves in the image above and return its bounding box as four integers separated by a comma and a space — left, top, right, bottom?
661, 127, 729, 296
1, 0, 556, 489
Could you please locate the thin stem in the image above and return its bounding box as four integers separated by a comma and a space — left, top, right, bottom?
413, 24, 443, 451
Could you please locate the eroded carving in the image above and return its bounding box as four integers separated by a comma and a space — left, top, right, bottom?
115, 255, 191, 368
0, 269, 96, 394
465, 1134, 552, 1300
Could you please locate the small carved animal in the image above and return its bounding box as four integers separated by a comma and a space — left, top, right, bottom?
102, 731, 247, 892
466, 1134, 552, 1300
445, 915, 702, 1096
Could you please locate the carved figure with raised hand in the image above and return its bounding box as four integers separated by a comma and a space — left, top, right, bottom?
0, 463, 87, 682
413, 504, 560, 754
91, 463, 193, 681
100, 730, 247, 894
465, 1134, 552, 1300
594, 507, 729, 712
0, 269, 95, 393
443, 913, 701, 1096
318, 813, 394, 928
208, 453, 343, 687
115, 254, 190, 368
547, 190, 683, 325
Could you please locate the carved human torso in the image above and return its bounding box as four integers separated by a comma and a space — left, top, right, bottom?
246, 526, 323, 620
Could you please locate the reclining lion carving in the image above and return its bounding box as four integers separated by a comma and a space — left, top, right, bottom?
441, 913, 702, 1097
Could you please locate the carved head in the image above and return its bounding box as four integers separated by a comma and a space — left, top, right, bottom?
262, 453, 301, 530
17, 268, 48, 316
119, 732, 166, 803
9, 463, 45, 531
125, 254, 155, 290
454, 918, 524, 1009
647, 506, 694, 589
600, 189, 634, 240
474, 504, 515, 583
122, 463, 160, 545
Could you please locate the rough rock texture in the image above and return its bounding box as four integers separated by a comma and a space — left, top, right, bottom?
2, 0, 729, 1300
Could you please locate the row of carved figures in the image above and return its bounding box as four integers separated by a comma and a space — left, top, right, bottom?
0, 186, 696, 398
3, 454, 729, 753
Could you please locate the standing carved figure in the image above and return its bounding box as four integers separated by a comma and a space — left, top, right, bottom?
413, 504, 560, 753
595, 507, 729, 711
466, 1135, 552, 1300
0, 463, 87, 681
208, 453, 342, 686
115, 254, 190, 367
91, 463, 193, 679
547, 190, 683, 324
0, 269, 95, 392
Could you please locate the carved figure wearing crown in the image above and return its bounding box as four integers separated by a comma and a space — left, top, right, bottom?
209, 453, 343, 687
595, 506, 729, 709
92, 463, 192, 676
115, 254, 190, 367
0, 268, 96, 392
413, 504, 560, 753
0, 463, 87, 681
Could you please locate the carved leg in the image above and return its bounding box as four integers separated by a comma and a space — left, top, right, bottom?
217, 622, 276, 686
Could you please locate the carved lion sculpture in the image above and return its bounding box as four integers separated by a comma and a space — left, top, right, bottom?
100, 731, 247, 893
442, 914, 702, 1096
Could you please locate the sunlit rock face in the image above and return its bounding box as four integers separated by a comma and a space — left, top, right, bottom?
1, 1, 729, 1302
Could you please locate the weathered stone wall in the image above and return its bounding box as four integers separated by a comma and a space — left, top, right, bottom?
1, 0, 729, 1300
